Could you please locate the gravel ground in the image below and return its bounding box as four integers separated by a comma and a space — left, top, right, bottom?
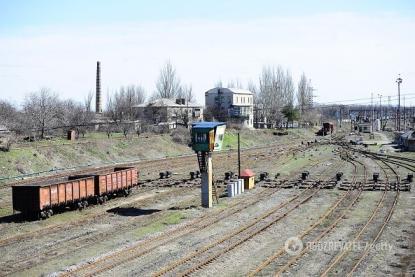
1, 135, 413, 277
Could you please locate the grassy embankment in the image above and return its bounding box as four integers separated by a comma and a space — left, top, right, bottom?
0, 128, 315, 182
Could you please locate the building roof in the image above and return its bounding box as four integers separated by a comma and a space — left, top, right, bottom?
134, 98, 202, 108
240, 169, 255, 177
205, 87, 253, 95
0, 124, 10, 133
191, 121, 225, 129
401, 130, 415, 140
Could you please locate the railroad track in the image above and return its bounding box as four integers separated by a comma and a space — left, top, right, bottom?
149, 157, 344, 277
247, 149, 363, 276
0, 143, 312, 249
332, 142, 415, 172
59, 153, 331, 277
2, 142, 324, 273
2, 140, 308, 187
344, 153, 401, 276
2, 186, 278, 276
319, 151, 400, 276
0, 179, 191, 248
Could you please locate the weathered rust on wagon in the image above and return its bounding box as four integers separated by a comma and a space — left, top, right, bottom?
12, 175, 95, 218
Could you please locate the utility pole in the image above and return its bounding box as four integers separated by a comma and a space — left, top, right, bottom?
396, 75, 403, 131
378, 94, 382, 131
371, 92, 375, 130
237, 133, 241, 177
388, 96, 391, 123
404, 96, 406, 131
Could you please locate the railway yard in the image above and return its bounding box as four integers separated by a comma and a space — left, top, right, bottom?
0, 129, 414, 276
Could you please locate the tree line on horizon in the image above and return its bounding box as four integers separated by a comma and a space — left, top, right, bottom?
0, 61, 317, 142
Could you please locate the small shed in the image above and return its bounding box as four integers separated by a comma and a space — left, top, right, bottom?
358, 123, 372, 133
240, 169, 255, 190
67, 129, 77, 141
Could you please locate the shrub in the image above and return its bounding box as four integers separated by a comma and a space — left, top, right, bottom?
171, 127, 191, 145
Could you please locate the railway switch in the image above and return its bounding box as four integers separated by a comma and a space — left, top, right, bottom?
301, 171, 310, 180
336, 172, 343, 181
373, 172, 379, 182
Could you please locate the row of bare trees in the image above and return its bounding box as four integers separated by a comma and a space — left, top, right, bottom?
214, 66, 317, 127
1, 61, 320, 146
0, 88, 95, 141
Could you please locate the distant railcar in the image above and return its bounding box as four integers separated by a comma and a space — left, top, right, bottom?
316, 122, 334, 136
12, 167, 138, 219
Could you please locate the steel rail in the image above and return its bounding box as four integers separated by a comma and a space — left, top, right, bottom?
319, 151, 395, 276
248, 149, 363, 276
152, 158, 343, 277
345, 156, 400, 276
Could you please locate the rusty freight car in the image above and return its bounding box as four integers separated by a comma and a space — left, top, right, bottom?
12, 176, 95, 219
81, 167, 138, 204
12, 167, 139, 219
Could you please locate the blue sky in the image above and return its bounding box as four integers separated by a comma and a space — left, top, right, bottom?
0, 1, 415, 106
1, 0, 414, 31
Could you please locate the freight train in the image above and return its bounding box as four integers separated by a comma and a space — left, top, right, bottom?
12, 167, 138, 219
316, 122, 334, 136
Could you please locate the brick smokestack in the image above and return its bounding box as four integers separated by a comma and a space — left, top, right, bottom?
95, 61, 102, 114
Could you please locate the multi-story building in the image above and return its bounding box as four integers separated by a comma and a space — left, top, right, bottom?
205, 88, 254, 128
134, 98, 203, 128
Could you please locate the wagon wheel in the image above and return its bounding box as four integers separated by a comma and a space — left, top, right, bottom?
40, 211, 47, 220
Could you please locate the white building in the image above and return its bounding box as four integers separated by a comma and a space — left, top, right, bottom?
134, 98, 203, 128
205, 88, 254, 128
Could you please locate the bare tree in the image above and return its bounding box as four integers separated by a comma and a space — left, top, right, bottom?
297, 73, 314, 125
104, 85, 146, 138
23, 88, 61, 139
106, 85, 146, 121
154, 61, 181, 99
59, 99, 94, 137
258, 66, 284, 126
0, 100, 17, 128
282, 70, 295, 107
0, 100, 18, 151
227, 80, 235, 88
227, 79, 243, 89
214, 80, 223, 88
84, 91, 94, 113
297, 73, 308, 114
182, 84, 194, 103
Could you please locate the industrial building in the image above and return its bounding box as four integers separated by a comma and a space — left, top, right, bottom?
134, 98, 203, 128
205, 88, 254, 128
358, 122, 373, 133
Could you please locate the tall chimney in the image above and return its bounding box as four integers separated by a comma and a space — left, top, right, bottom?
96, 61, 102, 114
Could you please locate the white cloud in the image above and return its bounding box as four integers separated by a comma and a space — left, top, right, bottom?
0, 12, 414, 106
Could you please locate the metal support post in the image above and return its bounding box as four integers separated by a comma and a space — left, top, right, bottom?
201, 152, 213, 208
